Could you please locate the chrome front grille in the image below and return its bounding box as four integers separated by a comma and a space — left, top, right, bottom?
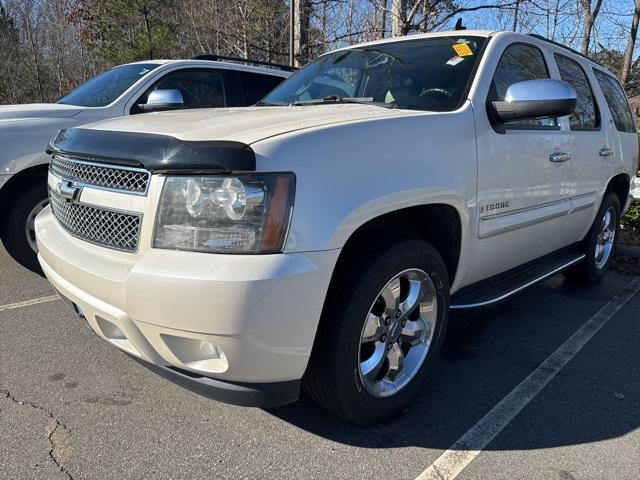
50, 155, 150, 194
49, 189, 142, 252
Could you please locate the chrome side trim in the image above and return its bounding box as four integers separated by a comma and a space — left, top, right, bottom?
479, 192, 597, 239
450, 254, 586, 309
479, 192, 596, 221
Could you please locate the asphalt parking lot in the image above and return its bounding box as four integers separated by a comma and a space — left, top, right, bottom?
1, 246, 639, 480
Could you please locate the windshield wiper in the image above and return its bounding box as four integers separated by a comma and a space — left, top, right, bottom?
291, 95, 395, 108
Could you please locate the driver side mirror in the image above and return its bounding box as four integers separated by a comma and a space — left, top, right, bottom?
488, 79, 577, 124
138, 89, 185, 113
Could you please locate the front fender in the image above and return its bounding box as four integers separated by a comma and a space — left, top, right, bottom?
252, 104, 477, 254
0, 118, 79, 175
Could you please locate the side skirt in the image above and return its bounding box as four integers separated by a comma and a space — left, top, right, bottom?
451, 245, 585, 310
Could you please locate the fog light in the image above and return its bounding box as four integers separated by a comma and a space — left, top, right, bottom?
160, 334, 229, 374
95, 316, 141, 356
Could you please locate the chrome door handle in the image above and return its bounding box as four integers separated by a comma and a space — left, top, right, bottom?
599, 147, 614, 157
549, 152, 571, 163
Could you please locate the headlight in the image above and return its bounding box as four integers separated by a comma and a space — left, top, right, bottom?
154, 173, 295, 253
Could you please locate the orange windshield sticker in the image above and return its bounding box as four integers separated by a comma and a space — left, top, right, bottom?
453, 43, 473, 57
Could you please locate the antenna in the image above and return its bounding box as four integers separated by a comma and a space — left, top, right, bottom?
454, 18, 466, 31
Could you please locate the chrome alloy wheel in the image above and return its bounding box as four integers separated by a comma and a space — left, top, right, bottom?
26, 199, 49, 253
595, 206, 616, 270
358, 268, 438, 398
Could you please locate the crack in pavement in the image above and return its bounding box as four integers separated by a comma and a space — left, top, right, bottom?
1, 388, 74, 480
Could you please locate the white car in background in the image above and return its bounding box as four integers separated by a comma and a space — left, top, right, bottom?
0, 56, 291, 271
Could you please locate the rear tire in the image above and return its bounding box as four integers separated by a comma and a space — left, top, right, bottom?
565, 192, 621, 284
303, 237, 450, 425
1, 182, 48, 273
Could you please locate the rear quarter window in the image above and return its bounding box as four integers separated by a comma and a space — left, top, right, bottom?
593, 69, 636, 133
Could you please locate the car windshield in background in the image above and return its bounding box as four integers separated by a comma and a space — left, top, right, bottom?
57, 63, 161, 107
261, 36, 486, 112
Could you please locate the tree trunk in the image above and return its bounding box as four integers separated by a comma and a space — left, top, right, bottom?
24, 13, 44, 102
379, 0, 387, 39
551, 0, 560, 41
294, 0, 310, 66
512, 0, 521, 32
580, 0, 603, 55
391, 0, 405, 37
621, 0, 640, 86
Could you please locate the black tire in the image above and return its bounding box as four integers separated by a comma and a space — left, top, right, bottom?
565, 192, 621, 284
303, 237, 450, 425
1, 181, 48, 273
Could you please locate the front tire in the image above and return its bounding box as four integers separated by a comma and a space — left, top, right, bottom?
1, 182, 48, 273
304, 237, 450, 425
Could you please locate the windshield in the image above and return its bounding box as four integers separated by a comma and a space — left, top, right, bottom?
261, 36, 486, 112
57, 63, 161, 107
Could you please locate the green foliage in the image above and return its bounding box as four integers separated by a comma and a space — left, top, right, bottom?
88, 0, 176, 63
622, 202, 640, 233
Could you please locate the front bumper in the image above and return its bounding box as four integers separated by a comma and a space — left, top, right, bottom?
36, 207, 339, 406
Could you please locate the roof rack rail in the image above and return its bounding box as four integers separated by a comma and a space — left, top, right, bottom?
527, 34, 604, 68
190, 54, 297, 72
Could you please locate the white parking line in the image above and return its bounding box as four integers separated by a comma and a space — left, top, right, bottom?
0, 295, 60, 313
416, 276, 640, 480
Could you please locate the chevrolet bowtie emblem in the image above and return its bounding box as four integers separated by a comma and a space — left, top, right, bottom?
55, 179, 82, 203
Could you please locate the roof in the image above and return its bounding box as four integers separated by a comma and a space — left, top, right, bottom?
120, 59, 291, 77
330, 29, 607, 71
331, 29, 495, 53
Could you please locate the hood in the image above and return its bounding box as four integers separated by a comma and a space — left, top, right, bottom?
83, 104, 409, 145
0, 103, 83, 120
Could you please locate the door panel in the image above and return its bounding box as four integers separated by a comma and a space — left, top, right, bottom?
593, 68, 639, 204
553, 53, 607, 240
472, 41, 577, 281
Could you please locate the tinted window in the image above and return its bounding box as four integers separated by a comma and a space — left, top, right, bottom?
57, 63, 161, 107
554, 54, 598, 130
262, 36, 486, 112
239, 72, 286, 105
594, 69, 636, 133
491, 43, 555, 128
133, 68, 226, 114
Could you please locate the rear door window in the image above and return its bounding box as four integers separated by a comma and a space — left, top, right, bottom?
238, 71, 286, 105
490, 43, 556, 128
554, 54, 598, 130
593, 69, 636, 133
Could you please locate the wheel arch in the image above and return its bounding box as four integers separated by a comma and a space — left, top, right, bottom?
304, 202, 463, 381
605, 172, 631, 211
0, 164, 49, 235
331, 203, 464, 287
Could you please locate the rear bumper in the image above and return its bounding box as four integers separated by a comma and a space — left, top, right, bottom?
36, 206, 339, 403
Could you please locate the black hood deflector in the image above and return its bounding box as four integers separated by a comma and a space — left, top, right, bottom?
47, 128, 256, 174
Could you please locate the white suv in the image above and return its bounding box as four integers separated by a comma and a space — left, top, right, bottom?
35, 31, 638, 424
0, 56, 291, 271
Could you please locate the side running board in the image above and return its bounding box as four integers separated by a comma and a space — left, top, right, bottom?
451, 245, 585, 310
